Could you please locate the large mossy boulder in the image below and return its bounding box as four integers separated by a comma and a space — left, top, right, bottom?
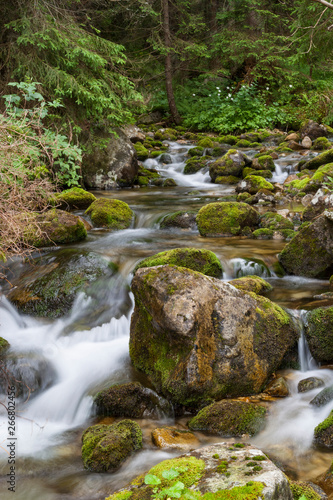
22, 209, 87, 247
305, 307, 333, 363
94, 382, 172, 419
81, 128, 138, 189
85, 198, 133, 229
53, 187, 96, 210
129, 265, 298, 408
209, 149, 251, 182
134, 248, 223, 278
188, 400, 266, 436
6, 249, 116, 318
299, 148, 333, 171
82, 420, 142, 472
251, 155, 275, 172
278, 211, 333, 278
106, 443, 293, 500
196, 202, 260, 237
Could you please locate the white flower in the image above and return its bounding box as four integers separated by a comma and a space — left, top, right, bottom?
209, 94, 211, 97
227, 86, 230, 89
193, 94, 196, 96
289, 85, 293, 88
216, 86, 220, 89
230, 98, 234, 101
228, 93, 232, 97
266, 87, 269, 90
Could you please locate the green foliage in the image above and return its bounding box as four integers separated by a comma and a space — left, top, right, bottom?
1, 81, 82, 187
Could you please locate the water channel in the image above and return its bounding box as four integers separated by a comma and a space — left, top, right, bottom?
1, 141, 333, 499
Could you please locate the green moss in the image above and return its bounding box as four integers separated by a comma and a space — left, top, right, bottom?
252, 228, 274, 239
134, 248, 223, 278
160, 211, 197, 229
149, 456, 206, 487
243, 167, 272, 179
189, 146, 204, 157
150, 150, 162, 158
213, 454, 220, 459
137, 176, 149, 186
311, 137, 332, 151
289, 480, 322, 500
237, 192, 251, 202
217, 460, 229, 473
184, 156, 211, 174
85, 198, 133, 229
82, 420, 142, 472
209, 149, 247, 181
235, 139, 251, 148
202, 482, 264, 499
0, 337, 10, 355
215, 176, 240, 184
188, 401, 267, 436
314, 410, 333, 436
106, 491, 132, 500
229, 276, 273, 295
306, 307, 333, 363
218, 135, 238, 145
196, 202, 260, 237
134, 142, 149, 161
198, 137, 214, 148
163, 178, 177, 187
300, 148, 333, 170
53, 187, 96, 210
242, 175, 274, 194
260, 212, 294, 231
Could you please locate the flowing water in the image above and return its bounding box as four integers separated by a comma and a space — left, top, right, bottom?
1, 142, 332, 499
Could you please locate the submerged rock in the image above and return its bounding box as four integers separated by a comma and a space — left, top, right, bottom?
278, 212, 333, 278
94, 382, 172, 419
85, 198, 133, 229
196, 201, 260, 237
134, 247, 223, 278
7, 249, 116, 318
298, 377, 325, 393
188, 400, 266, 436
129, 265, 297, 408
106, 442, 293, 500
160, 211, 197, 230
151, 426, 200, 451
81, 420, 142, 472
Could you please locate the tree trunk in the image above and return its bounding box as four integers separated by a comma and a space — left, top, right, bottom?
161, 0, 181, 124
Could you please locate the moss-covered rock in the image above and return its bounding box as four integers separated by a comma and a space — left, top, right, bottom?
235, 139, 252, 148
160, 211, 197, 229
243, 168, 273, 179
188, 146, 204, 157
251, 155, 275, 172
134, 142, 149, 161
188, 400, 266, 436
289, 481, 322, 500
0, 337, 10, 357
314, 410, 333, 448
85, 198, 133, 229
163, 178, 177, 187
236, 176, 274, 195
209, 149, 251, 182
260, 212, 294, 231
130, 266, 298, 408
196, 202, 260, 237
305, 307, 333, 363
299, 148, 333, 171
82, 420, 142, 472
215, 175, 240, 184
218, 134, 238, 145
228, 276, 272, 295
6, 249, 116, 318
311, 137, 332, 151
106, 442, 293, 500
297, 377, 324, 393
134, 248, 223, 278
252, 228, 274, 239
52, 187, 96, 210
237, 192, 252, 202
184, 156, 211, 174
94, 382, 172, 419
278, 211, 333, 278
22, 209, 87, 247
198, 137, 214, 148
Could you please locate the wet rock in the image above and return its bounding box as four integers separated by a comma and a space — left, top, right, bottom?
310, 385, 333, 407
188, 400, 266, 436
130, 265, 298, 408
300, 120, 328, 140
163, 178, 177, 187
0, 337, 9, 357
251, 156, 275, 172
305, 308, 333, 363
134, 247, 223, 278
106, 442, 293, 500
81, 128, 138, 189
314, 410, 333, 448
159, 153, 173, 164
94, 382, 172, 419
151, 426, 200, 451
196, 201, 260, 237
287, 140, 304, 151
228, 275, 273, 295
290, 480, 327, 500
160, 211, 197, 230
81, 420, 142, 472
52, 187, 96, 210
122, 124, 145, 143
85, 198, 133, 229
286, 133, 300, 141
302, 136, 313, 149
278, 212, 333, 278
209, 149, 251, 182
236, 176, 274, 195
299, 148, 333, 171
298, 377, 325, 393
0, 353, 56, 399
260, 212, 294, 231
184, 155, 212, 174
312, 137, 332, 151
7, 249, 116, 318
22, 209, 87, 247
263, 377, 290, 397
